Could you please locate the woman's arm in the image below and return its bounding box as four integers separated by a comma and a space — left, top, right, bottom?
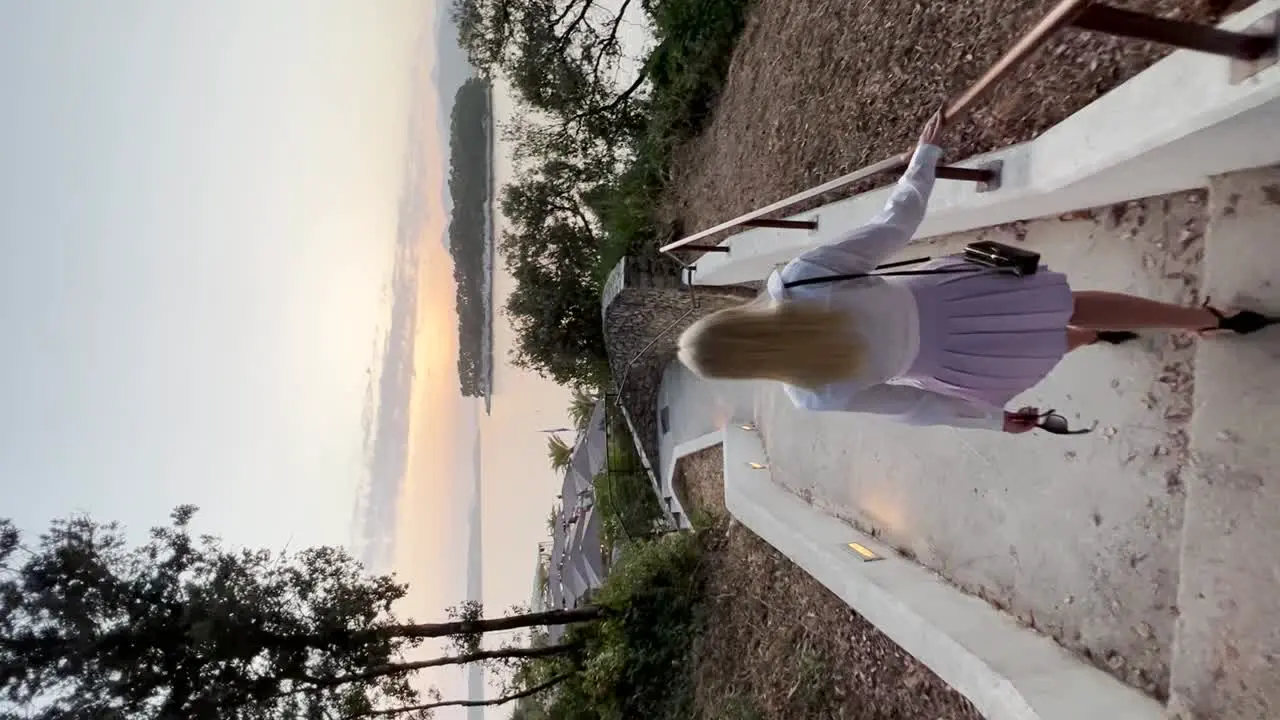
868, 142, 943, 244
789, 111, 945, 276
795, 143, 942, 275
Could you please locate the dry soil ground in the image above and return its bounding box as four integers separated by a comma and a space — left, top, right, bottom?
676, 447, 985, 720
661, 0, 1247, 247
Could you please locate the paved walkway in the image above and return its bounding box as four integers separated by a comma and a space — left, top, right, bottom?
655, 361, 757, 519
756, 192, 1203, 695
667, 167, 1280, 717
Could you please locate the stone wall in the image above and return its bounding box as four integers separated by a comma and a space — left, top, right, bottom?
602, 257, 758, 472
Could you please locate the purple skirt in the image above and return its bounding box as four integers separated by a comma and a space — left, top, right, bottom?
901, 257, 1074, 409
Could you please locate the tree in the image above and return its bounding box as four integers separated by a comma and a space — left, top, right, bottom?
503, 248, 608, 387
451, 0, 650, 143
547, 434, 573, 472
0, 508, 607, 718
447, 77, 494, 398
498, 155, 613, 387
567, 387, 598, 430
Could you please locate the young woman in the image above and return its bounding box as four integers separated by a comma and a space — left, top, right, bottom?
677, 110, 1275, 434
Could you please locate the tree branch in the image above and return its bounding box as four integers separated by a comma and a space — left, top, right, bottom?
551, 0, 588, 28
565, 63, 649, 127
344, 672, 574, 718
546, 199, 596, 236
589, 0, 636, 83
553, 0, 596, 56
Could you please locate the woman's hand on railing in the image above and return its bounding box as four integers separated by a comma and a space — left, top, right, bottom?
918, 106, 945, 148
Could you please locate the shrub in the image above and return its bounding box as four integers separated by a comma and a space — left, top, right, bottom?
523, 533, 705, 720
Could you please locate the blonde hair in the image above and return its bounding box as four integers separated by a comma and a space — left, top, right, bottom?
677, 296, 864, 389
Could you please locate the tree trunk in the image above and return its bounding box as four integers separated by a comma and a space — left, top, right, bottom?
384, 605, 607, 641
278, 606, 605, 678
308, 642, 577, 688
346, 672, 572, 718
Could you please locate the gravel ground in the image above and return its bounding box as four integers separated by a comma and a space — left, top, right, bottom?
660, 0, 1247, 247
674, 447, 984, 719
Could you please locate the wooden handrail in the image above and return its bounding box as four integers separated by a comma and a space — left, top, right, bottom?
945, 0, 1092, 120
658, 0, 1092, 254
657, 153, 910, 253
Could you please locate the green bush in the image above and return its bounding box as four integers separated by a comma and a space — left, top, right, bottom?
522, 533, 706, 720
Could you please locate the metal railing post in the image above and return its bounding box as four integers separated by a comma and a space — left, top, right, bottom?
936, 161, 1004, 192
739, 218, 819, 230
1071, 3, 1276, 61
935, 166, 996, 183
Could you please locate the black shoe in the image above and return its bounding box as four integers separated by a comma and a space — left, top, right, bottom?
1095, 330, 1139, 345
1202, 298, 1279, 335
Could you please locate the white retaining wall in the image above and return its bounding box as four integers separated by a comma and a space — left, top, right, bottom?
722, 425, 1164, 720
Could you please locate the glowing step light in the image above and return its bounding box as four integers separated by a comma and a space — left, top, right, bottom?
846, 542, 882, 563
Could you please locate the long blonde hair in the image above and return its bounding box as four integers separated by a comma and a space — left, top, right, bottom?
677, 295, 864, 389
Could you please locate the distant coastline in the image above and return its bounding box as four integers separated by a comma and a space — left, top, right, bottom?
481, 77, 494, 416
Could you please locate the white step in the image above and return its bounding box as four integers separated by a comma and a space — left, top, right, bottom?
1169, 166, 1280, 720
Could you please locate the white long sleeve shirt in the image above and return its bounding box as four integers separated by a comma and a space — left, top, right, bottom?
764, 143, 1004, 431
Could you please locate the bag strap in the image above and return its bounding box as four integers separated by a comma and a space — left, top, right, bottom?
782, 255, 980, 289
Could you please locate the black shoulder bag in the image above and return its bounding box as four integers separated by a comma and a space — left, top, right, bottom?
783, 240, 1041, 289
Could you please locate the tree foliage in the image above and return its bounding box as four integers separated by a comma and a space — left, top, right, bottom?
448, 76, 494, 398
547, 434, 573, 472
498, 155, 612, 388
567, 387, 599, 430
452, 0, 649, 139
503, 532, 706, 720
450, 0, 754, 388
0, 508, 606, 719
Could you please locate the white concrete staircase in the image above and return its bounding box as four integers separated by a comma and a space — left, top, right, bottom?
1168, 166, 1280, 720
710, 169, 1280, 720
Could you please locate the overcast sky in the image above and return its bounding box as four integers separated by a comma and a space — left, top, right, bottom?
0, 0, 430, 551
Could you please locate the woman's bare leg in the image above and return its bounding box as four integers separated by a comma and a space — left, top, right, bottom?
1067, 326, 1098, 352
1070, 290, 1216, 331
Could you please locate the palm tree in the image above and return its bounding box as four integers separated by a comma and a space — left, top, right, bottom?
547, 434, 573, 472
566, 388, 598, 431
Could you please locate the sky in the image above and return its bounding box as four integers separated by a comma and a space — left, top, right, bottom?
0, 0, 435, 549
0, 2, 573, 717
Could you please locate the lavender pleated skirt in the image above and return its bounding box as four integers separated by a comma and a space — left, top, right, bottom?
901, 257, 1074, 409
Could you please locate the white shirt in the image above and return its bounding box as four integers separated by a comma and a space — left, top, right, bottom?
764, 143, 1004, 431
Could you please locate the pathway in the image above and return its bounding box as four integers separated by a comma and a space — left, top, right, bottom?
655, 361, 757, 523
668, 167, 1280, 717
